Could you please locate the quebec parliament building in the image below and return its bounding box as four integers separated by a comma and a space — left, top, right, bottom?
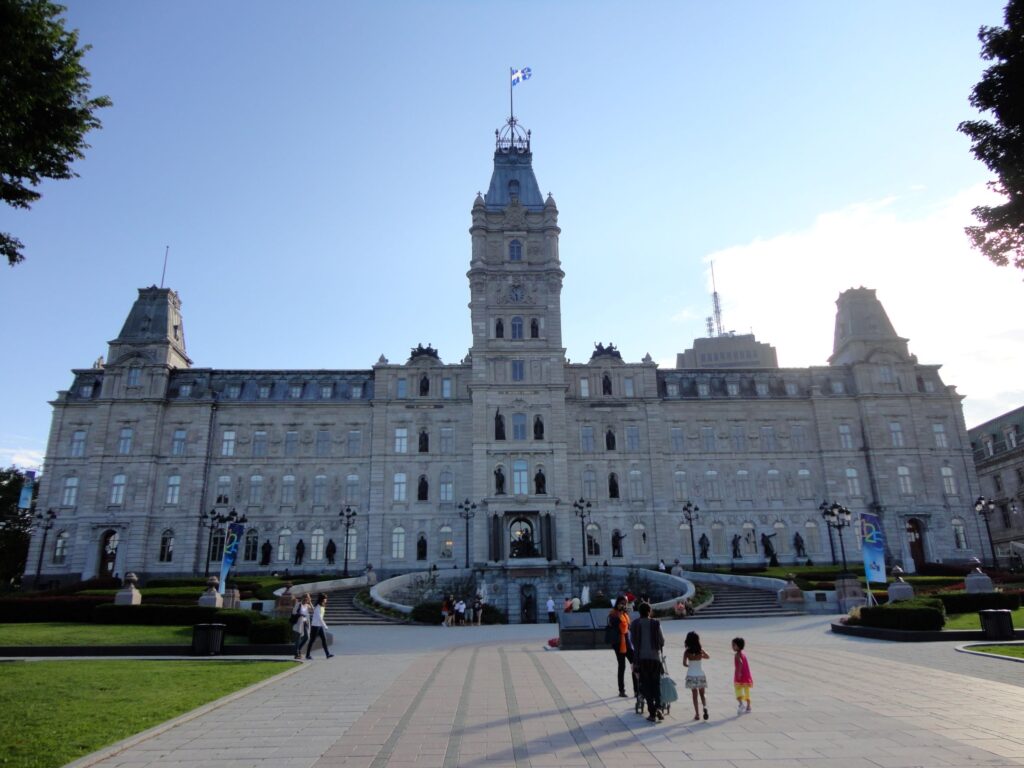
28, 118, 984, 586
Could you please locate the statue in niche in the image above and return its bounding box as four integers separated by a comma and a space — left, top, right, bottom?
534, 469, 546, 495
418, 376, 429, 396
260, 539, 273, 566
530, 319, 539, 338
608, 473, 619, 499
496, 319, 504, 339
294, 539, 305, 566
605, 429, 616, 450
417, 533, 427, 560
418, 475, 429, 501
419, 430, 429, 452
494, 466, 506, 495
732, 534, 743, 559
602, 374, 612, 395
495, 411, 506, 440
611, 529, 625, 558
534, 415, 544, 440
761, 532, 779, 567
325, 539, 337, 565
793, 532, 806, 558
698, 533, 710, 560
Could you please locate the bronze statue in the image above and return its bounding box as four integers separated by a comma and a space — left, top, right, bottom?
534, 415, 544, 440
732, 534, 743, 559
494, 466, 506, 495
495, 411, 505, 440
294, 539, 305, 566
793, 532, 806, 558
534, 468, 546, 494
698, 533, 710, 560
325, 539, 337, 565
260, 539, 272, 566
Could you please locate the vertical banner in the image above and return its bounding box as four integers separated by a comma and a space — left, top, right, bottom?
219, 522, 245, 595
18, 470, 35, 510
860, 512, 886, 585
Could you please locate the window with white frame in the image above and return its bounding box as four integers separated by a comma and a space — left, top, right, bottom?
439, 526, 454, 558
210, 529, 225, 561
253, 430, 268, 457
394, 427, 408, 453
952, 518, 968, 550
626, 425, 640, 452
289, 383, 303, 399
731, 424, 747, 452
511, 316, 524, 339
159, 530, 174, 562
735, 470, 751, 500
582, 469, 597, 499
221, 430, 236, 456
110, 474, 126, 505
846, 468, 861, 497
62, 477, 78, 506
249, 475, 263, 505
879, 365, 893, 384
258, 383, 271, 399
171, 428, 186, 456
586, 523, 601, 556
838, 424, 853, 449
629, 469, 643, 499
53, 531, 68, 564
284, 430, 298, 457
118, 427, 133, 455
673, 470, 688, 500
79, 383, 94, 398
701, 426, 716, 452
277, 529, 291, 561
226, 383, 241, 399
698, 382, 710, 397
351, 383, 363, 399
281, 474, 296, 504
393, 473, 407, 502
345, 527, 358, 562
766, 469, 782, 500
623, 377, 635, 397
727, 381, 739, 396
633, 523, 648, 555
392, 526, 406, 559
513, 460, 528, 495
755, 381, 769, 397
579, 377, 590, 397
244, 529, 259, 561
126, 367, 141, 387
320, 384, 333, 399
704, 470, 720, 499
310, 529, 325, 560
512, 413, 527, 440
1006, 427, 1018, 449
941, 466, 958, 496
889, 421, 905, 448
670, 427, 684, 452
215, 475, 231, 504
165, 475, 180, 505
785, 381, 799, 396
580, 426, 595, 452
797, 468, 812, 498
932, 423, 948, 449
440, 427, 454, 454
897, 466, 913, 495
347, 430, 361, 455
346, 474, 359, 503
70, 429, 86, 457
313, 474, 327, 505
666, 382, 679, 398
440, 471, 454, 502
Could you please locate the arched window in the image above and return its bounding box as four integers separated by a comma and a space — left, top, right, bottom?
392, 526, 406, 559
742, 522, 757, 555
773, 521, 788, 555
509, 238, 522, 260
53, 531, 68, 564
897, 466, 913, 495
530, 318, 539, 338
243, 529, 259, 561
735, 470, 751, 500
711, 522, 726, 556
797, 468, 812, 498
582, 469, 597, 499
608, 472, 620, 499
845, 468, 861, 497
766, 469, 782, 500
633, 523, 648, 555
277, 529, 291, 562
951, 518, 968, 550
282, 475, 296, 504
439, 526, 454, 558
678, 522, 692, 555
439, 471, 453, 502
495, 319, 504, 338
804, 521, 821, 553
249, 475, 263, 505
417, 475, 429, 501
109, 474, 126, 505
629, 469, 643, 499
513, 460, 528, 495
165, 475, 180, 505
511, 316, 524, 339
211, 529, 226, 562
159, 529, 174, 562
345, 526, 358, 562
704, 470, 720, 499
673, 471, 687, 500
310, 528, 325, 560
586, 523, 601, 556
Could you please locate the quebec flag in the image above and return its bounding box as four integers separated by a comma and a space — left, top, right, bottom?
511, 67, 532, 86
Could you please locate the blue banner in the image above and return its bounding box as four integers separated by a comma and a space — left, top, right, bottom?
18, 471, 35, 510
859, 512, 886, 585
218, 522, 245, 595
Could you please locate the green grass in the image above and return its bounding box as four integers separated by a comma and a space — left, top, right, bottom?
0, 660, 292, 768
0, 623, 246, 646
969, 644, 1024, 659
944, 607, 1024, 630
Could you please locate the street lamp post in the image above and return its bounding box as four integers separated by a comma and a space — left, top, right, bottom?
573, 498, 592, 566
34, 509, 57, 581
974, 496, 999, 568
681, 501, 699, 571
457, 499, 477, 568
340, 505, 357, 577
819, 500, 838, 566
201, 508, 247, 577
822, 502, 854, 574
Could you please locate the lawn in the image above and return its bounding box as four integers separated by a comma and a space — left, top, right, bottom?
0, 660, 292, 768
968, 644, 1024, 659
0, 623, 246, 646
944, 607, 1024, 630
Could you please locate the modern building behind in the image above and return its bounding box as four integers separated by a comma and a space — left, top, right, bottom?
26, 118, 985, 586
969, 406, 1024, 567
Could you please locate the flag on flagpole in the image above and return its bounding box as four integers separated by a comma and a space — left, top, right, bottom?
511, 67, 532, 86
860, 511, 886, 586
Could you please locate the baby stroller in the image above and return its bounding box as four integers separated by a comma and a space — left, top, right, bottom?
633, 655, 674, 716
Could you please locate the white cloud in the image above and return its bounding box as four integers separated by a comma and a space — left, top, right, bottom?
700, 185, 1024, 427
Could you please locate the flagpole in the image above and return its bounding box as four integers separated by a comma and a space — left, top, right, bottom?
509, 67, 514, 124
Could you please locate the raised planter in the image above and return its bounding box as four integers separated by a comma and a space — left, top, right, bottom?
830, 622, 1024, 642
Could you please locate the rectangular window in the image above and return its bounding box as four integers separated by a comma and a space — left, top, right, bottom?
511, 360, 525, 381
889, 421, 905, 448
166, 475, 181, 505
110, 475, 126, 505
320, 384, 333, 399
766, 470, 782, 499
727, 381, 739, 397
171, 428, 187, 456
347, 430, 361, 455
626, 425, 640, 452
704, 471, 720, 499
579, 378, 590, 397
440, 474, 453, 502
628, 470, 643, 499
79, 383, 94, 398
258, 384, 271, 399
281, 475, 296, 504
221, 430, 236, 456
346, 474, 359, 503
785, 381, 798, 396
394, 428, 408, 453
580, 426, 595, 452
583, 471, 597, 499
932, 423, 948, 449
440, 427, 454, 454
396, 379, 407, 399
623, 378, 634, 398
790, 424, 806, 452
216, 475, 231, 504
393, 473, 407, 502
666, 382, 679, 398
442, 378, 452, 398
512, 414, 527, 440
879, 365, 893, 384
673, 471, 688, 500
941, 467, 958, 496
701, 426, 716, 452
735, 471, 751, 500
838, 424, 853, 450
289, 384, 303, 399
315, 429, 330, 457
313, 475, 327, 505
670, 427, 684, 453
252, 430, 268, 457
755, 382, 769, 397
392, 529, 406, 559
513, 462, 528, 495
118, 427, 133, 455
126, 367, 141, 387
70, 430, 86, 457
285, 430, 298, 457
760, 425, 776, 451
62, 477, 78, 506
351, 383, 363, 399
249, 476, 263, 505
698, 382, 710, 397
226, 383, 241, 399
831, 381, 845, 394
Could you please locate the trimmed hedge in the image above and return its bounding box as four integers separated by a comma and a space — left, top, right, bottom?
93, 605, 263, 635
0, 596, 113, 623
411, 602, 443, 624
937, 591, 1021, 614
247, 619, 290, 644
856, 597, 945, 631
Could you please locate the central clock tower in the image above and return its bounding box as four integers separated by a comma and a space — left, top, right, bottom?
467, 117, 568, 565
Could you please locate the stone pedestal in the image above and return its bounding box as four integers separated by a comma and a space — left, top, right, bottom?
114, 572, 142, 606
887, 581, 915, 602
779, 576, 805, 609
275, 583, 294, 618
198, 576, 223, 608
965, 570, 994, 593
835, 576, 866, 613
222, 587, 240, 609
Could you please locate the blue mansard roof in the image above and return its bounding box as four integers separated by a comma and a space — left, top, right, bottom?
484, 145, 545, 212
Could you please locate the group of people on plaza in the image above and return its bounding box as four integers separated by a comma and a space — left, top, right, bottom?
289, 593, 334, 660
440, 594, 484, 626
607, 595, 754, 722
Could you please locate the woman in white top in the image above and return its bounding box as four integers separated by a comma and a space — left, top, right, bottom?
305, 594, 333, 659
683, 630, 710, 721
291, 594, 311, 660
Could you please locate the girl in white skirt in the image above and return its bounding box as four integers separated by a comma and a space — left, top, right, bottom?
683, 630, 710, 721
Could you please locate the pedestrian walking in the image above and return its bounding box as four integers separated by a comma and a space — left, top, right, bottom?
630, 602, 664, 722
291, 593, 311, 660
455, 598, 466, 626
683, 630, 710, 721
733, 637, 754, 713
546, 596, 556, 623
305, 594, 333, 659
609, 597, 636, 698
473, 594, 484, 625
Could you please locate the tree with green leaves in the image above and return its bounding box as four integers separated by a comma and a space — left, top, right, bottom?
959, 0, 1024, 271
0, 0, 111, 267
0, 467, 35, 587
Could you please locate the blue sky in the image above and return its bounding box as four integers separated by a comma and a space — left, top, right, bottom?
2, 0, 1020, 469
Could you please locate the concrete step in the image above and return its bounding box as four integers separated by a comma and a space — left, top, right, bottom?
321, 587, 403, 626
690, 582, 802, 619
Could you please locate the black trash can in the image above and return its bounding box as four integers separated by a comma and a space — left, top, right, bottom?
192, 623, 227, 656
979, 609, 1014, 640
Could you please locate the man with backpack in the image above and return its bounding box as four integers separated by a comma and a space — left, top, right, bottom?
630, 602, 665, 721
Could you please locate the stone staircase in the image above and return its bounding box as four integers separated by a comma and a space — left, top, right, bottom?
689, 583, 804, 619
322, 587, 402, 626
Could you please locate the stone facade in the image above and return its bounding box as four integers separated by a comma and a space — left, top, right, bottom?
968, 405, 1024, 566
26, 121, 984, 585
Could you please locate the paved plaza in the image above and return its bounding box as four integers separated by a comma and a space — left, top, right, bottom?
67, 616, 1024, 768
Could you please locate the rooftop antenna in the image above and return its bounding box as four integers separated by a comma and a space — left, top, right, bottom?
710, 261, 724, 337
160, 245, 169, 289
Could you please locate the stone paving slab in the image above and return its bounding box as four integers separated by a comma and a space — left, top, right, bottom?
66, 617, 1024, 768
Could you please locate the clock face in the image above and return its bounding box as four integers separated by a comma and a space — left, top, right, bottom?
509, 285, 525, 303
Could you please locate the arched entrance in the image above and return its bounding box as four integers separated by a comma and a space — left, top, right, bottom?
906, 518, 925, 571
99, 529, 119, 577
509, 517, 538, 559
520, 584, 537, 624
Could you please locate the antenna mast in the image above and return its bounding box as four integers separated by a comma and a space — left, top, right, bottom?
710, 261, 724, 337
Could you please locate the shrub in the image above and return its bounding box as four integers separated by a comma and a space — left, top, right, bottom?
936, 591, 1021, 614
480, 603, 506, 624
586, 593, 612, 609
411, 601, 444, 624
0, 595, 112, 623
856, 597, 945, 631
92, 604, 263, 634
247, 619, 290, 644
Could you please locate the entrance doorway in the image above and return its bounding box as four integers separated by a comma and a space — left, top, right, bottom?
99, 529, 119, 577
906, 518, 925, 571
520, 584, 537, 624
509, 517, 539, 559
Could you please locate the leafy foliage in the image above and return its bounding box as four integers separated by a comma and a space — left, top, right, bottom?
959, 0, 1024, 269
0, 0, 111, 266
0, 467, 35, 586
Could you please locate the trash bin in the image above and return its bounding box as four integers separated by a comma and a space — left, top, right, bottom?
979, 609, 1014, 641
192, 623, 227, 656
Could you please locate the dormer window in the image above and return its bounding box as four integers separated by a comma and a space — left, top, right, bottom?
257, 384, 271, 399
509, 239, 522, 261
179, 383, 192, 397
226, 383, 241, 399
79, 383, 94, 398
126, 367, 141, 387
289, 383, 303, 399
508, 180, 520, 202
